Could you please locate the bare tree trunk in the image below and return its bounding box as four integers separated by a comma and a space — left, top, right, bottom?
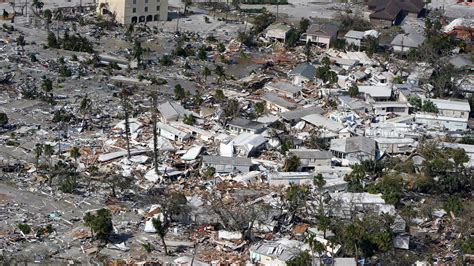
160, 235, 168, 255
124, 109, 131, 159
151, 92, 159, 175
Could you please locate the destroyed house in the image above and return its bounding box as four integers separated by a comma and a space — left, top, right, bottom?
265, 23, 292, 42
250, 240, 306, 266
391, 33, 426, 54
156, 122, 191, 142
280, 105, 324, 123
288, 63, 316, 85
302, 114, 345, 134
264, 81, 302, 99
227, 118, 266, 135
330, 136, 377, 162
344, 30, 380, 47
288, 149, 332, 168
268, 171, 314, 186
202, 155, 255, 173
262, 93, 297, 113
158, 101, 192, 122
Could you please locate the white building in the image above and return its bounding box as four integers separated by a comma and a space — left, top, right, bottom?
265, 23, 292, 42
97, 0, 168, 24
156, 122, 190, 142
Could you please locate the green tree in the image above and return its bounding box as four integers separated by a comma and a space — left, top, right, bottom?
421, 100, 438, 113
305, 234, 325, 264
444, 195, 462, 216
320, 56, 330, 66
348, 84, 359, 98
223, 99, 240, 120
286, 183, 309, 217
70, 146, 80, 164
120, 88, 133, 159
0, 112, 8, 126
214, 65, 226, 84
34, 144, 43, 168
79, 95, 92, 128
183, 114, 195, 125
298, 18, 310, 33
83, 208, 113, 242
173, 84, 186, 100
363, 36, 378, 57
306, 127, 329, 150
214, 89, 225, 102
160, 55, 173, 66
133, 39, 143, 67
41, 76, 53, 94
43, 9, 52, 31
254, 101, 265, 117
202, 166, 216, 179
408, 96, 422, 110
47, 31, 59, 48
152, 218, 169, 254
16, 34, 26, 50
286, 251, 311, 266
392, 76, 403, 84
461, 237, 474, 254
142, 242, 154, 253
202, 66, 211, 82
31, 0, 44, 13
150, 91, 160, 176
18, 223, 32, 234
283, 155, 300, 172
198, 45, 207, 60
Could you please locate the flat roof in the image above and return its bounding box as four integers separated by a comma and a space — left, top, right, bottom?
265, 81, 302, 95
359, 85, 392, 98
429, 98, 471, 112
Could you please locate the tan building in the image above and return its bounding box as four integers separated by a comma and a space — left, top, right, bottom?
97, 0, 168, 24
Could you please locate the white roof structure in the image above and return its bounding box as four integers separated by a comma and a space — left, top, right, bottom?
358, 85, 392, 98
443, 18, 474, 33
156, 122, 189, 139
391, 33, 426, 48
429, 98, 471, 112
301, 113, 344, 132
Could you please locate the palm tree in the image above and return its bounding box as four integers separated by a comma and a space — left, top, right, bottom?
152, 218, 169, 255
70, 146, 80, 164
149, 91, 160, 176
214, 64, 226, 84
16, 35, 26, 51
31, 0, 44, 14
43, 144, 54, 186
34, 143, 43, 168
43, 9, 52, 31
202, 66, 211, 83
119, 88, 132, 159
132, 39, 143, 68
305, 234, 325, 265
80, 95, 92, 129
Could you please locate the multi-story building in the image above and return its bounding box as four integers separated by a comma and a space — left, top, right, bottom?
97, 0, 168, 24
